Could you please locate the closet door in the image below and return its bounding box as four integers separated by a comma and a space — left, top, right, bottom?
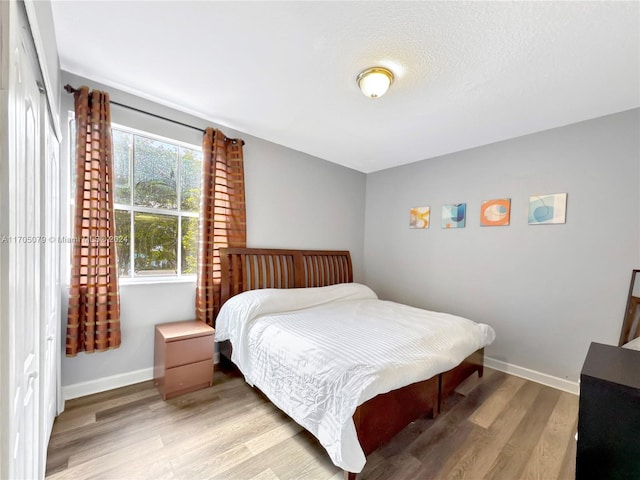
0, 2, 46, 478
39, 103, 61, 478
14, 33, 42, 480
15, 20, 43, 480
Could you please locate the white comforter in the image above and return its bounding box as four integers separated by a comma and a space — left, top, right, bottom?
215, 283, 495, 473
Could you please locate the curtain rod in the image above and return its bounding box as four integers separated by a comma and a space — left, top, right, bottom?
64, 84, 205, 134
64, 84, 246, 145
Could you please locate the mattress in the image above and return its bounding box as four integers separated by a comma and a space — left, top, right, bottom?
215, 283, 495, 472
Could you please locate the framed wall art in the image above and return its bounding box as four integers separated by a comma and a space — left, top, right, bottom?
442, 203, 466, 229
409, 206, 430, 229
480, 198, 511, 226
528, 193, 567, 225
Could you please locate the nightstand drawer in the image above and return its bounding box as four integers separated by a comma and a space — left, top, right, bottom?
163, 359, 213, 399
165, 334, 214, 369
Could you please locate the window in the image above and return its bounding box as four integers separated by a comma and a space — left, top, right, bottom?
70, 120, 202, 280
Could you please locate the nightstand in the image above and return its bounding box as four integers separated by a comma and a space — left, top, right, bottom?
154, 320, 214, 400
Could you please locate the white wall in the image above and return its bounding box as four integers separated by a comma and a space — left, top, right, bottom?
58, 72, 639, 394
59, 71, 366, 391
364, 109, 640, 384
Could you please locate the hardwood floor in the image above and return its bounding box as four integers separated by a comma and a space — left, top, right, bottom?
46, 366, 578, 480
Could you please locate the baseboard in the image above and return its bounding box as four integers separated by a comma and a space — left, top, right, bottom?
485, 356, 580, 395
61, 355, 577, 402
62, 367, 155, 401
63, 356, 222, 402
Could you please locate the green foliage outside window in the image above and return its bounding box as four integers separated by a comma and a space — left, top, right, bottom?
112, 129, 132, 204
70, 120, 201, 279
69, 119, 201, 278
133, 212, 178, 275
114, 210, 131, 277
181, 217, 199, 275
110, 126, 201, 278
181, 148, 201, 212
133, 136, 178, 209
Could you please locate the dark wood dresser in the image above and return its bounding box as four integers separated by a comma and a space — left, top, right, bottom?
153, 320, 214, 400
576, 342, 640, 479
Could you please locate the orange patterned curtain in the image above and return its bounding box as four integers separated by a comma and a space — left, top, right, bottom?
196, 128, 246, 325
66, 86, 121, 356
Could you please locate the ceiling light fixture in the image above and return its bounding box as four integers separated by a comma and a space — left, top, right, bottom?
356, 67, 394, 99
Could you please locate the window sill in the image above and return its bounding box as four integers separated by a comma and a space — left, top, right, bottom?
119, 276, 197, 287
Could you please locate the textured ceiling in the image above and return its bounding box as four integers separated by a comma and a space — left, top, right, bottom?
50, 1, 639, 173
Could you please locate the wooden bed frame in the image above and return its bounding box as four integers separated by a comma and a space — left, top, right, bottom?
218, 247, 484, 480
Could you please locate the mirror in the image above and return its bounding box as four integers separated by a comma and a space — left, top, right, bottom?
620, 269, 640, 346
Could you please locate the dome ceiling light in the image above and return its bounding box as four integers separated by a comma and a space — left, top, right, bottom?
356, 67, 394, 99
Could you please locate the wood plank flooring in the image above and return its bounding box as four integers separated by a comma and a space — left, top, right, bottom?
46, 365, 578, 480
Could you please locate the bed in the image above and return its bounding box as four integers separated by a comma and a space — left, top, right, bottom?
215, 248, 495, 479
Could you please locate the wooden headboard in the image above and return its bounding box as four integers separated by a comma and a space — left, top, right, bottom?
219, 248, 353, 306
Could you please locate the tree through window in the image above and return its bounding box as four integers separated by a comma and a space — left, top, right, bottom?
72, 119, 202, 279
